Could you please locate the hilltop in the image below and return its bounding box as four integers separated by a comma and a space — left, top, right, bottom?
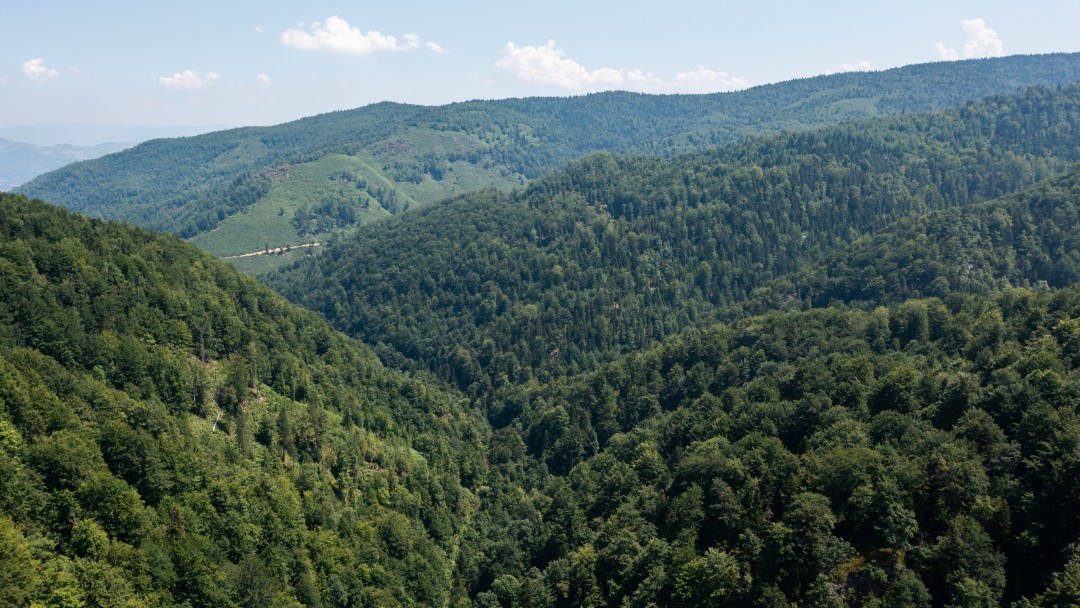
18, 53, 1080, 273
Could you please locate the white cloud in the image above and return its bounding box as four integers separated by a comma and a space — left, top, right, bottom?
253, 25, 264, 34
23, 58, 59, 82
824, 60, 872, 75
256, 73, 272, 85
427, 41, 448, 54
158, 70, 220, 90
495, 40, 746, 94
935, 18, 1004, 60
841, 60, 872, 72
961, 18, 1005, 57
671, 65, 749, 93
281, 16, 422, 55
933, 42, 960, 61
496, 40, 628, 89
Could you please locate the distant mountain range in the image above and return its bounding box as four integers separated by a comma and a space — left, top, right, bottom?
0, 123, 227, 147
18, 52, 1080, 274
267, 83, 1080, 395
0, 137, 134, 190
0, 124, 228, 191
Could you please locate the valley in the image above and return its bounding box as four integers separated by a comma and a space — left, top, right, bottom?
5, 50, 1080, 607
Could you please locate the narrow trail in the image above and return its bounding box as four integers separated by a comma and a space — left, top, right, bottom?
222, 242, 320, 259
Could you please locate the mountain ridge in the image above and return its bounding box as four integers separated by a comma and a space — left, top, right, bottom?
267, 83, 1080, 395
18, 52, 1080, 273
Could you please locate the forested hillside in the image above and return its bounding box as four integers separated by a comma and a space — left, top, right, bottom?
8, 52, 1080, 608
402, 168, 1080, 606
463, 286, 1080, 607
8, 166, 1080, 605
17, 53, 1080, 273
741, 165, 1080, 314
0, 193, 489, 606
269, 84, 1080, 397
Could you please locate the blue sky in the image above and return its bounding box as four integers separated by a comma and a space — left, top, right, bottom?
3, 1, 1079, 129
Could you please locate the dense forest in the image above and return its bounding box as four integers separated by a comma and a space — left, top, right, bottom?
0, 194, 489, 606
269, 84, 1080, 396
16, 53, 1080, 255
7, 180, 1080, 605
439, 170, 1080, 607
466, 285, 1080, 607
744, 166, 1080, 313
7, 56, 1080, 607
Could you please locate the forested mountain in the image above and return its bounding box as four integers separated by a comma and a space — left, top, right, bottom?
9, 51, 1080, 607
8, 170, 1080, 606
17, 53, 1080, 273
9, 159, 1080, 606
465, 285, 1080, 607
403, 168, 1080, 607
0, 193, 489, 606
269, 84, 1080, 397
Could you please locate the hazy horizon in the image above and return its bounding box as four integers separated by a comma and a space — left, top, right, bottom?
4, 1, 1079, 130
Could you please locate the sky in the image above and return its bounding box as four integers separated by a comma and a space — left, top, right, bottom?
3, 1, 1079, 134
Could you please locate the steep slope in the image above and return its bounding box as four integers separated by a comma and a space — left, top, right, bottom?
0, 193, 488, 606
17, 53, 1080, 272
739, 164, 1080, 314
269, 84, 1080, 395
463, 287, 1080, 606
428, 171, 1080, 606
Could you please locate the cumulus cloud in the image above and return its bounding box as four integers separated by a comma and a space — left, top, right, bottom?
495, 40, 746, 94
824, 60, 872, 75
23, 58, 59, 82
496, 40, 628, 88
280, 16, 432, 55
934, 18, 1005, 60
427, 41, 448, 54
671, 65, 749, 93
840, 60, 872, 72
256, 73, 272, 85
933, 43, 959, 61
158, 70, 220, 90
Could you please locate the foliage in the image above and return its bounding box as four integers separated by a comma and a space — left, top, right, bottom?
9, 60, 1080, 607
270, 84, 1080, 398
17, 53, 1080, 256
454, 287, 1080, 606
0, 193, 485, 606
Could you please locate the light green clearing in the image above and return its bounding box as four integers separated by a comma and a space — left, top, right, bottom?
190, 155, 393, 257
192, 128, 526, 274
225, 246, 322, 277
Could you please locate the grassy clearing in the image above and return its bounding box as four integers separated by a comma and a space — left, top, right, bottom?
190, 155, 392, 257
191, 131, 523, 274
225, 245, 322, 276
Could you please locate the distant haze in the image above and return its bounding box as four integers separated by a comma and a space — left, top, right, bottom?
0, 123, 229, 147
3, 3, 1079, 127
